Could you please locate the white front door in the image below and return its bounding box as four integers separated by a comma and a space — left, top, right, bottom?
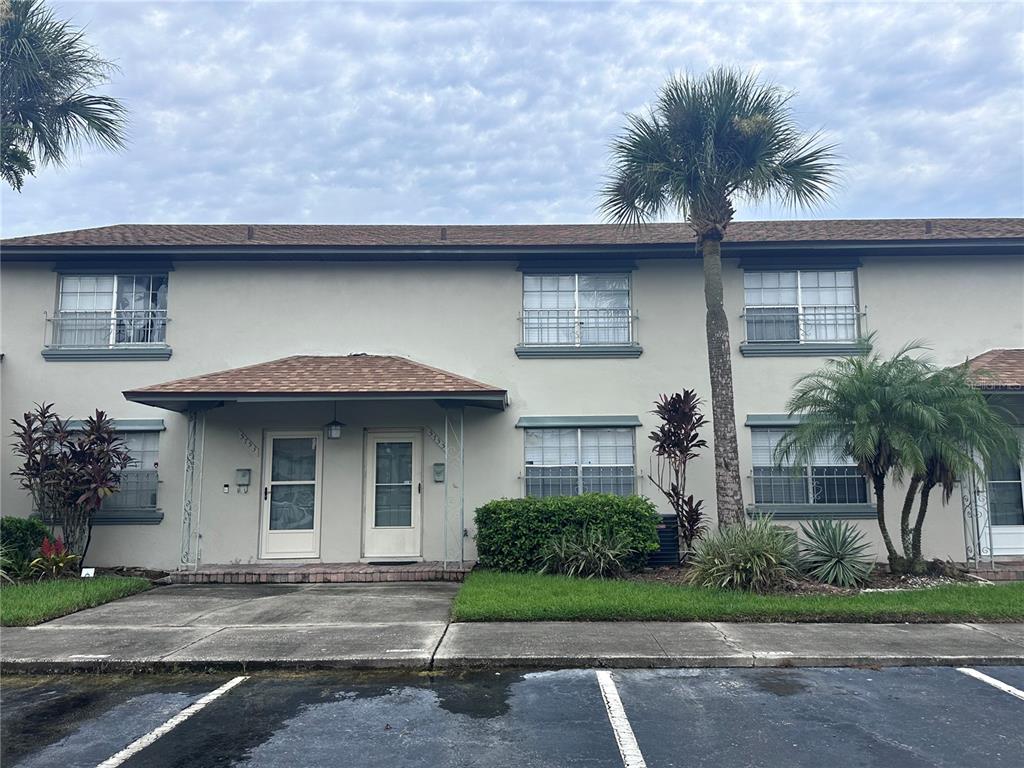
363, 431, 422, 560
260, 432, 322, 559
988, 440, 1024, 556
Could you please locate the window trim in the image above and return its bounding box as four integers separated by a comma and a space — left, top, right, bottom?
987, 428, 1024, 527
740, 268, 863, 355
520, 272, 636, 349
523, 425, 637, 498
45, 272, 171, 355
749, 425, 870, 508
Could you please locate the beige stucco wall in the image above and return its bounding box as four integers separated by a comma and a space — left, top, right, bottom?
2, 251, 1021, 569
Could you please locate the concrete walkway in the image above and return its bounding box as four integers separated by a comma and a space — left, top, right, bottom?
2, 584, 1023, 671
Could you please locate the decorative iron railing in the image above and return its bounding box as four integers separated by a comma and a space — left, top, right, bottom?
521, 308, 634, 346
742, 305, 861, 344
45, 310, 169, 348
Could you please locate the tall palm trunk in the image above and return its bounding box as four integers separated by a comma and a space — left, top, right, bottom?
899, 476, 922, 560
871, 474, 900, 568
699, 233, 745, 527
911, 482, 936, 563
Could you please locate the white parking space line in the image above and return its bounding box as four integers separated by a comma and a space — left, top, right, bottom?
94, 676, 249, 768
956, 668, 1024, 702
595, 670, 647, 768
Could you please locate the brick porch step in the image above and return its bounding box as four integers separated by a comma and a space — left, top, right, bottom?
169, 561, 474, 584
970, 560, 1024, 582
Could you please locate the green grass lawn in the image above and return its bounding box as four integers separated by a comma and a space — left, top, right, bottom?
453, 571, 1024, 623
0, 576, 151, 626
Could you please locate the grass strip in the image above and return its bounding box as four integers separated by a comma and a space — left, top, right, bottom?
1, 576, 151, 626
453, 570, 1024, 623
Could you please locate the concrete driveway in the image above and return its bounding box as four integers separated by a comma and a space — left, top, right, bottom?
1, 583, 458, 669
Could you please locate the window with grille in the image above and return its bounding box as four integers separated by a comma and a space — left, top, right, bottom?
54, 274, 168, 348
524, 427, 636, 497
743, 270, 858, 343
522, 274, 632, 346
104, 432, 160, 511
751, 427, 868, 506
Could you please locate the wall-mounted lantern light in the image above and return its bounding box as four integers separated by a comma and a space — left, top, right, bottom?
325, 402, 345, 440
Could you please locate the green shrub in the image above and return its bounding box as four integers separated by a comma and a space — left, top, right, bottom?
686, 517, 798, 593
475, 494, 660, 572
541, 525, 636, 579
799, 518, 875, 587
0, 516, 50, 565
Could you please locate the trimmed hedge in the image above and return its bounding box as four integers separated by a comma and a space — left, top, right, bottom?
0, 516, 51, 563
475, 494, 660, 572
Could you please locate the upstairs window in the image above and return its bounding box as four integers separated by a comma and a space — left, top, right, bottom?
104, 431, 161, 511
751, 427, 868, 506
53, 274, 168, 348
744, 270, 858, 343
522, 274, 632, 346
524, 427, 635, 497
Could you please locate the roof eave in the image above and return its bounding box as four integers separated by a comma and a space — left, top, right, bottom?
122, 390, 509, 412
5, 237, 1023, 261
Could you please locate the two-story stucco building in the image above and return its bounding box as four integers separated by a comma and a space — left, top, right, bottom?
1, 219, 1022, 574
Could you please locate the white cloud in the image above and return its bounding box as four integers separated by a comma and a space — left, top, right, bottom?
2, 0, 1022, 237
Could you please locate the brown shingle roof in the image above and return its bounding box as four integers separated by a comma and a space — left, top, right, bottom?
4, 218, 1023, 248
123, 355, 506, 398
966, 349, 1024, 391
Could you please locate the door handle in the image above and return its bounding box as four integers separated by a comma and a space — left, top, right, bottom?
264, 487, 269, 500
418, 482, 422, 494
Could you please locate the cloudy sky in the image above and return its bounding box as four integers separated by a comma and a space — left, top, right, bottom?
3, 1, 1022, 238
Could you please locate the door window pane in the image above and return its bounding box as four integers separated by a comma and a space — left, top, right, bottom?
271, 438, 317, 482
989, 454, 1024, 526
375, 442, 413, 527
270, 484, 315, 530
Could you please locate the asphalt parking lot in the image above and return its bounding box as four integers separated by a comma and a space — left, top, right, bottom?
2, 666, 1022, 767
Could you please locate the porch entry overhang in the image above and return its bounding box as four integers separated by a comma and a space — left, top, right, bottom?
122, 353, 508, 412
122, 354, 507, 569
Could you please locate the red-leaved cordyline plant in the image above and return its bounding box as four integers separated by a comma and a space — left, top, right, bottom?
11, 403, 133, 561
649, 391, 709, 563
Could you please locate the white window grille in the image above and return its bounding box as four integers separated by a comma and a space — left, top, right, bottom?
743, 270, 858, 343
104, 431, 161, 511
751, 427, 867, 505
522, 274, 632, 346
524, 427, 636, 497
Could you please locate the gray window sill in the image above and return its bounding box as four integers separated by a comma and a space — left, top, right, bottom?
41, 346, 173, 361
739, 341, 868, 358
515, 344, 643, 359
91, 510, 164, 525
747, 504, 876, 520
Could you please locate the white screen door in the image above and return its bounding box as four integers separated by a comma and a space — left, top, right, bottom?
363, 431, 421, 560
260, 432, 322, 559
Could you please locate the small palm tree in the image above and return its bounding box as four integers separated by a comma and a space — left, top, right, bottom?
776, 344, 939, 570
905, 366, 1020, 567
1, 0, 128, 191
600, 68, 838, 528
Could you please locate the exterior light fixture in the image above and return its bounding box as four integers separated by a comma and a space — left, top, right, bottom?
325, 402, 345, 440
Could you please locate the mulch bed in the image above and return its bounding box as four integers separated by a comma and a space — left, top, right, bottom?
630, 562, 975, 596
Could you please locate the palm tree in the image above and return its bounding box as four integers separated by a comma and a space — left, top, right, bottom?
905, 365, 1020, 567
600, 68, 838, 527
1, 0, 127, 191
776, 345, 939, 570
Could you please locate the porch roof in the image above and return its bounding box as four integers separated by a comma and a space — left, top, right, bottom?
123, 354, 508, 411
967, 349, 1024, 391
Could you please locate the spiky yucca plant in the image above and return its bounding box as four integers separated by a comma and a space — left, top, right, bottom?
799, 519, 874, 587
686, 516, 797, 593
